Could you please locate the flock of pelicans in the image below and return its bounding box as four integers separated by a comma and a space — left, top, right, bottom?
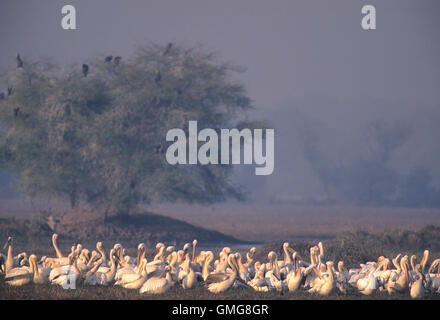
1, 234, 440, 298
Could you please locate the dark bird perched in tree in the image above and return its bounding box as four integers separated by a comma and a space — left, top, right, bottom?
7, 87, 13, 96
82, 64, 89, 77
13, 107, 20, 117
0, 92, 4, 100
114, 56, 121, 66
105, 56, 113, 63
154, 144, 164, 154
154, 70, 161, 84
163, 43, 173, 55
16, 53, 23, 68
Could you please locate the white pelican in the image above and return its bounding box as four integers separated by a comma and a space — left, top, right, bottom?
115, 243, 146, 280
248, 262, 270, 292
48, 252, 75, 284
96, 242, 109, 267
386, 255, 410, 294
375, 258, 392, 289
30, 254, 51, 284
420, 250, 429, 273
49, 253, 81, 288
51, 233, 64, 259
286, 252, 316, 293
139, 266, 172, 294
427, 259, 440, 293
153, 242, 166, 262
356, 266, 378, 295
308, 261, 336, 296
201, 251, 214, 281
182, 262, 197, 289
410, 264, 425, 299
3, 238, 33, 286
243, 247, 256, 275
165, 246, 175, 264
178, 243, 191, 281
235, 252, 251, 282
214, 247, 231, 273
205, 254, 242, 294
84, 249, 119, 286
265, 251, 281, 286
115, 258, 148, 289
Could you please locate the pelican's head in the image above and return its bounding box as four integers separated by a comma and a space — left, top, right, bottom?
113, 244, 123, 259
283, 242, 294, 254
177, 250, 184, 263
228, 254, 239, 271
192, 239, 198, 247
254, 261, 261, 270
292, 251, 297, 261
196, 251, 205, 264
249, 247, 256, 257
183, 243, 190, 253
96, 242, 103, 250
337, 261, 345, 272
166, 246, 175, 254
156, 242, 165, 251
109, 248, 119, 264
90, 250, 99, 262
29, 254, 37, 271
138, 243, 146, 251
82, 249, 90, 262
268, 251, 277, 262
420, 250, 429, 268
326, 261, 334, 270
3, 236, 12, 250
223, 247, 231, 255
52, 233, 58, 241
317, 242, 324, 256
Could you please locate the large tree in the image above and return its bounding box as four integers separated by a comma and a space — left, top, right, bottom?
0, 43, 254, 217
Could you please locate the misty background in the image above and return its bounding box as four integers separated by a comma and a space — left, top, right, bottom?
1, 0, 439, 209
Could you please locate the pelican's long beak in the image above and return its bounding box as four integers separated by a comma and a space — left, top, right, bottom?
313, 267, 323, 280
231, 256, 239, 271
3, 238, 11, 250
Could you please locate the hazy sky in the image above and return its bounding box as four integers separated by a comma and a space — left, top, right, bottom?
1, 0, 439, 199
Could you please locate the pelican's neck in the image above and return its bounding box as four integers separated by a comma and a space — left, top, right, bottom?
52, 235, 63, 259
244, 252, 254, 268
97, 245, 108, 264
421, 250, 429, 273
410, 256, 416, 272
236, 254, 246, 272
5, 242, 13, 273
154, 246, 164, 261
202, 252, 213, 280
192, 242, 197, 265
327, 264, 334, 282
283, 244, 292, 264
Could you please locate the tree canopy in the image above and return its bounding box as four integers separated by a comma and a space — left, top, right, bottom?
0, 43, 254, 216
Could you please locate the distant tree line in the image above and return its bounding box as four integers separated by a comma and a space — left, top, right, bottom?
299, 119, 440, 208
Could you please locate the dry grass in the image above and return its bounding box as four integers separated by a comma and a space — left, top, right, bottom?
150, 203, 440, 242
1, 277, 439, 300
